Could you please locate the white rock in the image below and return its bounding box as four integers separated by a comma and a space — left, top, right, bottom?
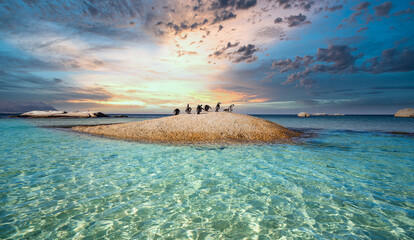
312, 113, 327, 116
394, 108, 414, 117
19, 110, 108, 118
298, 112, 310, 117
20, 111, 66, 117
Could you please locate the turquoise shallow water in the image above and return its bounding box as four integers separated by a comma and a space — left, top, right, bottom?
0, 115, 413, 239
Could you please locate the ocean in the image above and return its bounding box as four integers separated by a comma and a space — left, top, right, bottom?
0, 114, 413, 239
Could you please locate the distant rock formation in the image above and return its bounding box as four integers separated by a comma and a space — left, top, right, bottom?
0, 100, 56, 113
394, 108, 414, 117
72, 112, 301, 143
298, 112, 310, 117
313, 113, 345, 116
17, 110, 109, 118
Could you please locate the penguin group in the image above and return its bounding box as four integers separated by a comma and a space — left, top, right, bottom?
172, 102, 234, 115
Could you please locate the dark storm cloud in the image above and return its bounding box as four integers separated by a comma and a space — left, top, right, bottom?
212, 10, 237, 24
210, 0, 257, 10
285, 13, 310, 27
315, 45, 360, 72
272, 44, 414, 87
271, 55, 313, 72
373, 1, 393, 17
274, 17, 283, 23
190, 19, 209, 29
275, 0, 293, 9
210, 44, 259, 63
165, 19, 209, 34
362, 48, 414, 73
236, 0, 257, 9
209, 42, 239, 57
272, 45, 361, 86
273, 0, 316, 11
231, 44, 259, 63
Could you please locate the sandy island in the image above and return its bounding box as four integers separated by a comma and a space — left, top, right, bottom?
72, 112, 301, 143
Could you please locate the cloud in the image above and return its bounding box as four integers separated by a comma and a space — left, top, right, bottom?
210, 42, 240, 57
212, 10, 237, 24
272, 45, 361, 86
373, 1, 393, 17
0, 70, 113, 102
274, 17, 283, 23
235, 0, 257, 9
164, 18, 209, 34
53, 78, 64, 83
325, 5, 343, 12
356, 27, 369, 33
0, 100, 57, 113
272, 55, 313, 72
354, 1, 371, 11
347, 1, 371, 22
362, 47, 414, 73
271, 44, 414, 87
231, 44, 259, 63
274, 0, 316, 11
393, 7, 414, 16
209, 42, 260, 64
210, 0, 257, 10
285, 13, 310, 27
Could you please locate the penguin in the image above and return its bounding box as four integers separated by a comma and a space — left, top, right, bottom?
196, 104, 203, 114
224, 104, 234, 113
185, 104, 192, 114
229, 104, 234, 112
215, 102, 221, 112
204, 105, 211, 112
173, 108, 180, 115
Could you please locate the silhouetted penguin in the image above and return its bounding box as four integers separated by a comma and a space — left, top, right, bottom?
185, 104, 192, 114
215, 102, 221, 112
173, 108, 180, 115
196, 105, 202, 114
224, 104, 234, 113
204, 105, 211, 112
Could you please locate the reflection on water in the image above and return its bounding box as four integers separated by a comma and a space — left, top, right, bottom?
0, 116, 413, 239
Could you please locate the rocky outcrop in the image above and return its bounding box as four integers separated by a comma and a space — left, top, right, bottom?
72, 112, 301, 143
394, 108, 414, 117
298, 112, 310, 117
18, 110, 109, 118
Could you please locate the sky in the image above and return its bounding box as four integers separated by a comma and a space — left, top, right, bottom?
0, 0, 413, 114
